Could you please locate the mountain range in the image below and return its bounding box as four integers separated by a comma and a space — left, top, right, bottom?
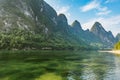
0, 0, 119, 50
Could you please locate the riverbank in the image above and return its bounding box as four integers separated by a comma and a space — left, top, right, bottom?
99, 50, 120, 54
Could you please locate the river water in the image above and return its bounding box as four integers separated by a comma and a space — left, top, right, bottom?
0, 50, 120, 80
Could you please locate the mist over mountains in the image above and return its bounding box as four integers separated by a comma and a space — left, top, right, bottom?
0, 0, 119, 49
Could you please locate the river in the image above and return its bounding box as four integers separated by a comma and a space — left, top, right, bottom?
0, 50, 120, 80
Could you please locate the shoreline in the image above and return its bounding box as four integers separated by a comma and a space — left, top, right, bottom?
99, 50, 120, 54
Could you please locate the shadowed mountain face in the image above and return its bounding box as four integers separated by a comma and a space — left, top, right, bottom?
116, 33, 120, 41
91, 22, 116, 48
70, 21, 103, 47
0, 0, 117, 49
71, 20, 83, 32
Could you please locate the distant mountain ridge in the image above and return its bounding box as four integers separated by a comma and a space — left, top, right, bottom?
90, 22, 116, 48
0, 0, 119, 49
116, 33, 120, 41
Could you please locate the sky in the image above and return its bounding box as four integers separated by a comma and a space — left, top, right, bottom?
44, 0, 120, 36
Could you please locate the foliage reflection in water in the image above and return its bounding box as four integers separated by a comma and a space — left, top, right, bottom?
0, 50, 120, 80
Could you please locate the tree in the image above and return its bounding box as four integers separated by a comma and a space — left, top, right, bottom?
114, 41, 120, 50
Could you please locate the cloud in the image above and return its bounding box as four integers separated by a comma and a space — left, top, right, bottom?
80, 0, 100, 12
105, 0, 115, 3
57, 6, 70, 15
44, 0, 71, 23
97, 6, 112, 16
80, 0, 111, 16
82, 17, 103, 30
97, 10, 111, 16
82, 15, 120, 36
56, 6, 71, 21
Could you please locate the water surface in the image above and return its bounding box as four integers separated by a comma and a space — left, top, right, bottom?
0, 50, 120, 80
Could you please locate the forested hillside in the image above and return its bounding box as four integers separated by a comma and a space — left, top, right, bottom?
0, 0, 118, 50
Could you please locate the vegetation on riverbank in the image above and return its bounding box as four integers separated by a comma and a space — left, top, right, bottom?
114, 41, 120, 50
0, 28, 94, 50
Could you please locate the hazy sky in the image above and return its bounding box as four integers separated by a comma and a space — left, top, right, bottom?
44, 0, 120, 36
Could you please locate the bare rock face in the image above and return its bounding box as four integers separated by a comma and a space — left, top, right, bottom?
0, 0, 117, 49
91, 22, 116, 47
0, 0, 58, 34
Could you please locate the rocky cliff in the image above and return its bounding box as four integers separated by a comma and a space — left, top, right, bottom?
0, 0, 118, 49
91, 22, 116, 48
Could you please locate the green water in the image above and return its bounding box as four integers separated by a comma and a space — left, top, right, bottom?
0, 50, 120, 80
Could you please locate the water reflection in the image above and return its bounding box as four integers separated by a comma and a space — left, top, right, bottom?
63, 52, 117, 80
0, 51, 120, 80
104, 55, 120, 80
114, 56, 120, 79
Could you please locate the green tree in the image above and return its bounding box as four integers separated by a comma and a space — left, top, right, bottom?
114, 41, 120, 50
